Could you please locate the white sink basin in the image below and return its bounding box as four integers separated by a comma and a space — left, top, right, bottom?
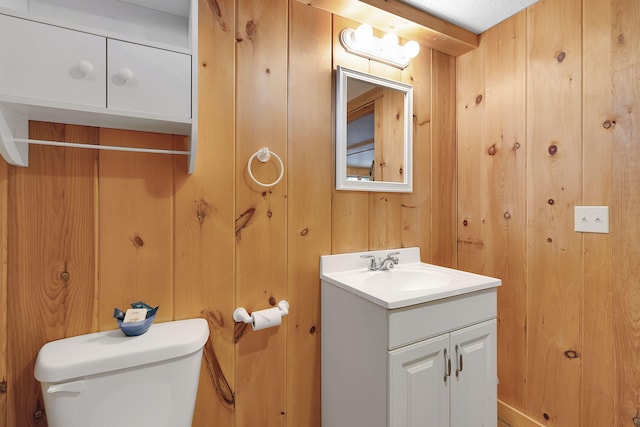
320, 248, 501, 308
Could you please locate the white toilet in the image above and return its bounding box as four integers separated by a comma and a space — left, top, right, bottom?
34, 318, 209, 427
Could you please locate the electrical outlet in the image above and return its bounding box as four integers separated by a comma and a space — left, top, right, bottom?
574, 206, 609, 234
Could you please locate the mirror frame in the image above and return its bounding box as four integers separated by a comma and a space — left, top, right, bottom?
335, 66, 413, 192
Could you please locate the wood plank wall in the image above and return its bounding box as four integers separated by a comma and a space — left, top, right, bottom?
457, 0, 640, 425
0, 0, 455, 426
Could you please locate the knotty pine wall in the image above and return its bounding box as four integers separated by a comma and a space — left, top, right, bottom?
457, 0, 640, 425
0, 0, 456, 426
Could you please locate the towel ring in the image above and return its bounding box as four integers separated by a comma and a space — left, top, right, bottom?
247, 147, 284, 187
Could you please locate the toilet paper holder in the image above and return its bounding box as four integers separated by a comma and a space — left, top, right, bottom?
233, 300, 290, 328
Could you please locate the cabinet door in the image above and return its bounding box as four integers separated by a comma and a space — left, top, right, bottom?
389, 334, 450, 427
107, 39, 190, 118
450, 319, 497, 427
0, 14, 106, 107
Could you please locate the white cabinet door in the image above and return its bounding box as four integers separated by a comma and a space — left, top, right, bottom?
0, 14, 106, 107
450, 319, 497, 427
389, 334, 450, 427
107, 39, 191, 118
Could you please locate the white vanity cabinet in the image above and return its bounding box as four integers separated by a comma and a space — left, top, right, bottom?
321, 267, 498, 427
0, 0, 198, 172
389, 319, 497, 427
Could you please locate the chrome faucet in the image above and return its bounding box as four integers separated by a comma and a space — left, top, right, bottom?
361, 252, 400, 271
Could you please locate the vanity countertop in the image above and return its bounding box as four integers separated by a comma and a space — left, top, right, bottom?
320, 247, 501, 309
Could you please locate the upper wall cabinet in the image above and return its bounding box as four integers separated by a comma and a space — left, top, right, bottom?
0, 0, 198, 173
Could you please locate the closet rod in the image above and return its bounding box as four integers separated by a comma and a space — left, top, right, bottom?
15, 138, 189, 155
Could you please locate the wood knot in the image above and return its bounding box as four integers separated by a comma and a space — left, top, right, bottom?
33, 410, 44, 419
60, 271, 70, 281
267, 209, 273, 218
543, 413, 550, 420
0, 379, 6, 394
556, 51, 566, 62
548, 144, 558, 155
564, 349, 580, 359
475, 94, 483, 105
300, 228, 309, 236
132, 236, 144, 248
235, 208, 256, 236
548, 198, 555, 205
512, 142, 521, 151
309, 325, 317, 334
196, 199, 212, 225
547, 237, 553, 243
487, 144, 497, 156
269, 296, 277, 306
602, 119, 616, 129
618, 34, 625, 44
503, 212, 511, 220
245, 20, 256, 39
462, 219, 468, 226
399, 166, 403, 175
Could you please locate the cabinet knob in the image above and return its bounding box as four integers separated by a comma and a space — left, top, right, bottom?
117, 68, 134, 82
77, 60, 94, 76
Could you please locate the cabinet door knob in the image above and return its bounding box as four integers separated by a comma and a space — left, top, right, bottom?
117, 68, 134, 82
77, 60, 94, 76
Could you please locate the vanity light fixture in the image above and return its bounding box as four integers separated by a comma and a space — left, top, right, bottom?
339, 24, 420, 69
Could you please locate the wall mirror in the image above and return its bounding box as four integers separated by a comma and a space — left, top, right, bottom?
335, 66, 413, 192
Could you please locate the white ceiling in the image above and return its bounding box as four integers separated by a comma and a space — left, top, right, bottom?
399, 0, 539, 34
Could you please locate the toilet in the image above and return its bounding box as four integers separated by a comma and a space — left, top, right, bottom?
34, 318, 209, 427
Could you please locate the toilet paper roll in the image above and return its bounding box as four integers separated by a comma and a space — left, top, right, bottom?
251, 307, 282, 331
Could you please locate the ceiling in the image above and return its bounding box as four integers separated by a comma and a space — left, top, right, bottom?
399, 0, 539, 34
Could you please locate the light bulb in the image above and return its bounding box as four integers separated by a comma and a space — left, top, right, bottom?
403, 40, 420, 58
381, 32, 399, 50
354, 24, 373, 43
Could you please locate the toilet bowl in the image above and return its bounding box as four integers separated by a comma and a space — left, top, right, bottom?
34, 318, 209, 427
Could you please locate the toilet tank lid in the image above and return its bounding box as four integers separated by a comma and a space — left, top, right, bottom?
34, 318, 210, 383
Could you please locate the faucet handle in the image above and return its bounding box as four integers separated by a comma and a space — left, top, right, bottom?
386, 252, 400, 264
360, 255, 377, 270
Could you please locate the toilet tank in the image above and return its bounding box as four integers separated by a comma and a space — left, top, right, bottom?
34, 318, 210, 427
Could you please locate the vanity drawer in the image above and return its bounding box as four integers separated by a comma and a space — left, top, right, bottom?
387, 288, 497, 350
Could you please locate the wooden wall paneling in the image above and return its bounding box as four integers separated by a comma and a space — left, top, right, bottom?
367, 193, 402, 250
525, 0, 583, 424
456, 44, 485, 274
606, 0, 640, 423
175, 0, 237, 425
401, 46, 432, 259
0, 151, 7, 427
97, 129, 175, 330
7, 122, 97, 425
481, 13, 528, 410
286, 3, 332, 425
331, 15, 371, 254
581, 0, 616, 424
235, 0, 288, 425
367, 62, 403, 251
430, 50, 457, 268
